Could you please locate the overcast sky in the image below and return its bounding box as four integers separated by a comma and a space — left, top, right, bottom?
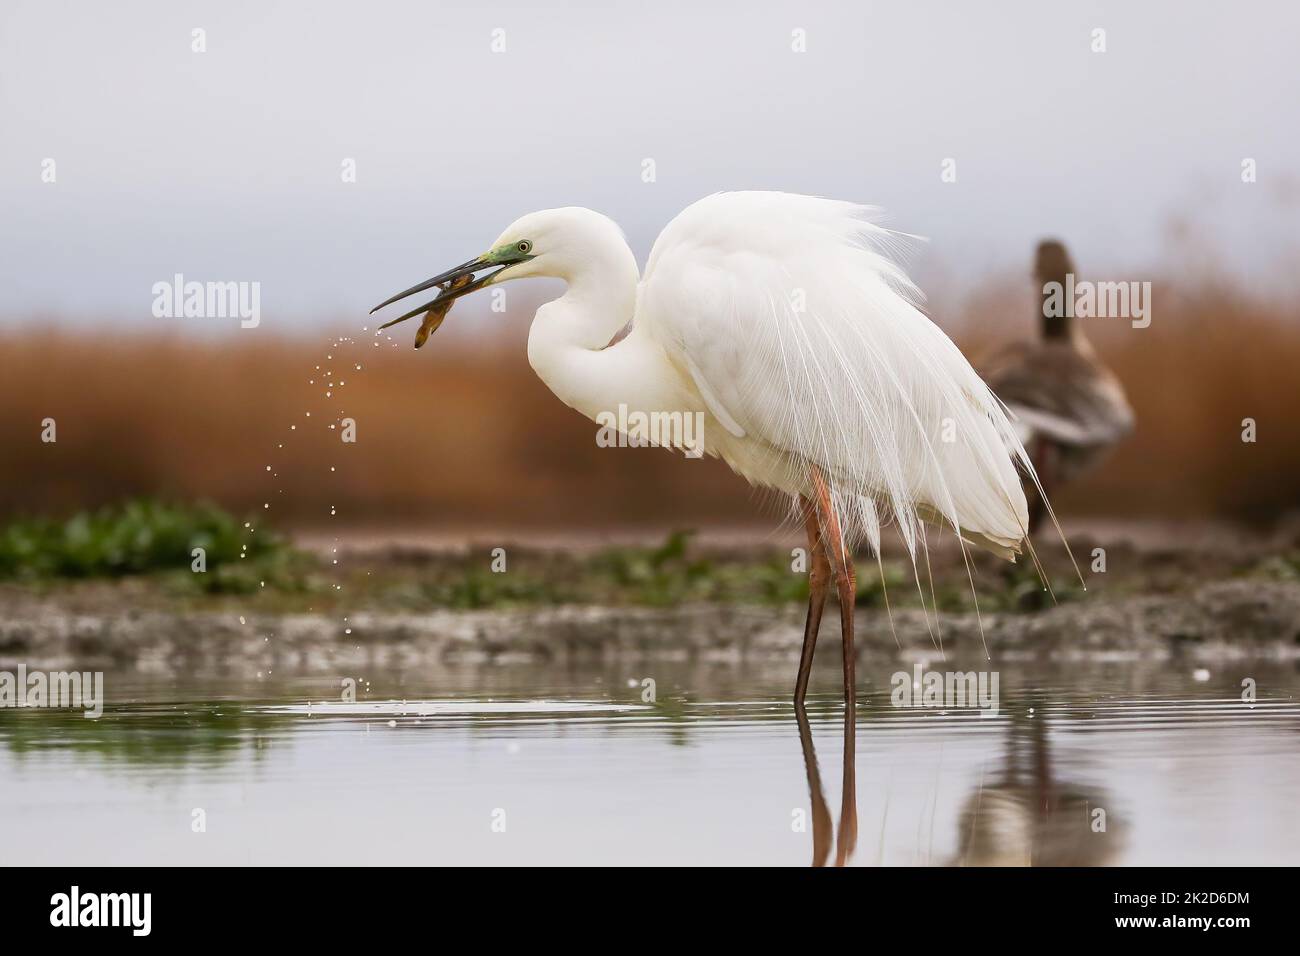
2, 0, 1297, 329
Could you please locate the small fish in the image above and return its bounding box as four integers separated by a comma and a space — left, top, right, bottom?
414, 273, 475, 349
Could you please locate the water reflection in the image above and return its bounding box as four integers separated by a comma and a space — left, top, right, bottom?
0, 700, 284, 769
795, 693, 1122, 867
795, 701, 857, 866
951, 695, 1124, 866
0, 665, 1296, 865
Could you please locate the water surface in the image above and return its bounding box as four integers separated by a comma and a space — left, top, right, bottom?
2, 663, 1297, 865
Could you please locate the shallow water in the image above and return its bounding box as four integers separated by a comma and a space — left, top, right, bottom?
2, 662, 1298, 865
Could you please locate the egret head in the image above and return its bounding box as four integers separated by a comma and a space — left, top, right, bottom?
370, 207, 626, 331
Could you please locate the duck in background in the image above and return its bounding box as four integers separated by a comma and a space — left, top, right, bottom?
982, 240, 1135, 531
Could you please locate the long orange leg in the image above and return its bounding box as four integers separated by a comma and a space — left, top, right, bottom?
809, 468, 857, 708
796, 471, 860, 866
793, 495, 832, 706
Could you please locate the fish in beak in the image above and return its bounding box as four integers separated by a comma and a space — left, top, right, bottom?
409, 274, 474, 348
370, 244, 534, 346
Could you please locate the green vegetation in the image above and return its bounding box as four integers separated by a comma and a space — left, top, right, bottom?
381, 530, 921, 610
0, 499, 302, 594
377, 530, 814, 610
0, 503, 1098, 611
1252, 550, 1300, 582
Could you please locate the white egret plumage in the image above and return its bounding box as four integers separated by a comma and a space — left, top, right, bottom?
372, 191, 1048, 707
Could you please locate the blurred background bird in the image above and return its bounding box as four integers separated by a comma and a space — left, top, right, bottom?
981, 241, 1135, 532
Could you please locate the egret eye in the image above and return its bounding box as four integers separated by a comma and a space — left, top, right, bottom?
517, 240, 532, 254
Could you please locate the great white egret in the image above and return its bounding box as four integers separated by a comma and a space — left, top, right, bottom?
372, 191, 1047, 707
981, 240, 1134, 530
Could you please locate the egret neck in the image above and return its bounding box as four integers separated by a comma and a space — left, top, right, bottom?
368, 192, 1060, 710
524, 234, 683, 428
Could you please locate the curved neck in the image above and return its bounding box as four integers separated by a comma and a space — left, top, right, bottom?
526, 239, 643, 418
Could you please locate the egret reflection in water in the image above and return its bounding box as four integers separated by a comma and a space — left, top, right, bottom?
796, 702, 858, 867
0, 665, 1294, 865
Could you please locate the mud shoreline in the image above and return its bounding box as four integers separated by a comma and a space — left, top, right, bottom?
3, 577, 1297, 676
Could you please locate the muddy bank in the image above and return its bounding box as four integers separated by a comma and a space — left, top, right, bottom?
2, 577, 1297, 675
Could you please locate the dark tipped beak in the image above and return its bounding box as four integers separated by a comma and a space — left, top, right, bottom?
370, 257, 483, 313
370, 255, 505, 329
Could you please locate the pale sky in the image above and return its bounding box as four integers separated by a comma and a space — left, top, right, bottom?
2, 0, 1297, 329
